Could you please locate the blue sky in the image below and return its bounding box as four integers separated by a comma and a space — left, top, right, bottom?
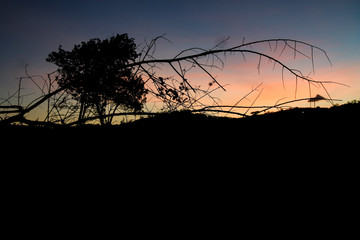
1, 0, 359, 104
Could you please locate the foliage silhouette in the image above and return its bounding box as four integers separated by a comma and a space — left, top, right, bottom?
46, 34, 147, 125
0, 34, 349, 127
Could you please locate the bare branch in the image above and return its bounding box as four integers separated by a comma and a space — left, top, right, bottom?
191, 58, 226, 91
1, 37, 346, 127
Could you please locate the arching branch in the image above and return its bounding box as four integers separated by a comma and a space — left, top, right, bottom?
127, 37, 346, 113
1, 36, 348, 126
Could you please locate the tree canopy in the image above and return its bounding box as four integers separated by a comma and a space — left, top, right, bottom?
46, 33, 147, 125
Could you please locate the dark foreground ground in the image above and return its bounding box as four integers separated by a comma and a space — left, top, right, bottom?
1, 102, 358, 226
2, 100, 359, 152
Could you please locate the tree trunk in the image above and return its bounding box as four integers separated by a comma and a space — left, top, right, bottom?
96, 103, 105, 126
78, 95, 87, 126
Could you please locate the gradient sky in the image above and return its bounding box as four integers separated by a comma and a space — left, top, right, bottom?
1, 0, 359, 110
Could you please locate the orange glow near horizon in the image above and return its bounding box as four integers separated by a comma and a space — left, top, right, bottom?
17, 51, 360, 122
139, 45, 360, 118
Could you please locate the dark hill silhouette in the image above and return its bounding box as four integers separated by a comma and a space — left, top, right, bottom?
2, 100, 359, 154
121, 100, 359, 135
2, 101, 358, 197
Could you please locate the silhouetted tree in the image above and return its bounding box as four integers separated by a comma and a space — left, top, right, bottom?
46, 34, 147, 125
1, 34, 347, 126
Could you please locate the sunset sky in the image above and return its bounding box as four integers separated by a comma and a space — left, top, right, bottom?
1, 0, 359, 113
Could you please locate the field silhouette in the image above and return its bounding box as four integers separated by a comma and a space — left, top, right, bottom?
2, 101, 358, 203
3, 100, 358, 152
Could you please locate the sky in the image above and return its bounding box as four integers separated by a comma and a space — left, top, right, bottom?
1, 0, 359, 113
